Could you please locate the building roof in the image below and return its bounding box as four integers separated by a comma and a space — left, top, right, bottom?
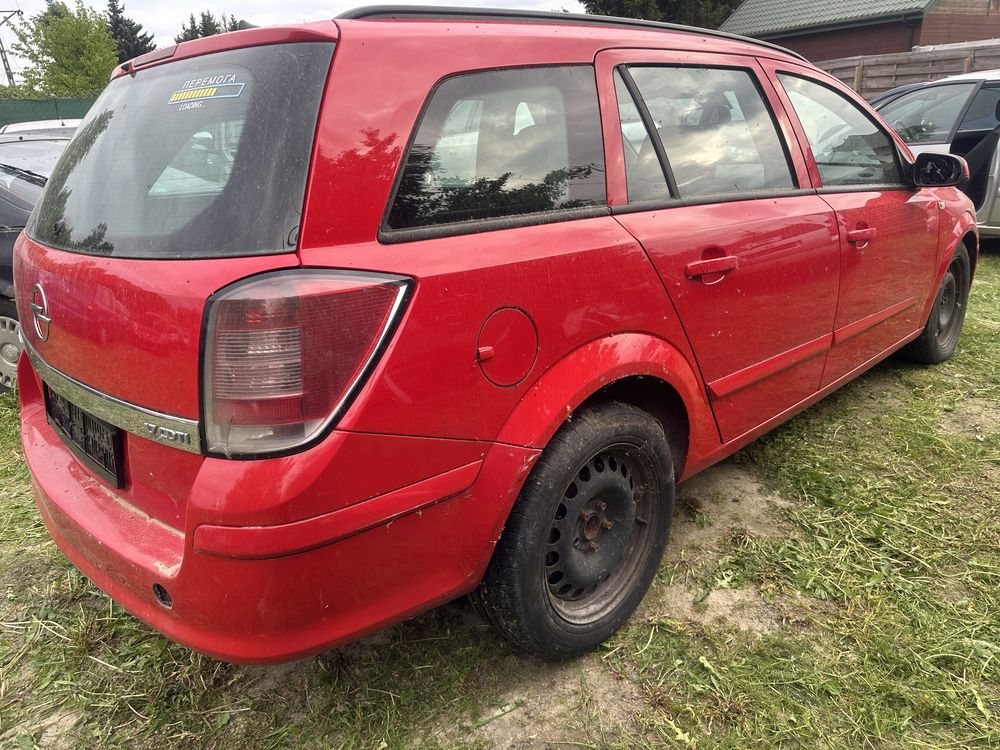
720, 0, 936, 38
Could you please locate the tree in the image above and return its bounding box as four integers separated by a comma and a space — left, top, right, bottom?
0, 83, 30, 99
175, 11, 239, 42
107, 0, 155, 64
12, 1, 118, 97
581, 0, 741, 29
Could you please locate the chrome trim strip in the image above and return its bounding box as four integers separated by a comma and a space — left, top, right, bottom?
23, 340, 202, 454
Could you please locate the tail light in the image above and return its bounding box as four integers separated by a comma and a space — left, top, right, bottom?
203, 270, 410, 456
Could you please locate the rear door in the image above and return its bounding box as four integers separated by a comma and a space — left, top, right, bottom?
766, 62, 940, 387
597, 49, 841, 443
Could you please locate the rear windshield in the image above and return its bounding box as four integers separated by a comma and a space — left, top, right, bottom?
28, 42, 333, 258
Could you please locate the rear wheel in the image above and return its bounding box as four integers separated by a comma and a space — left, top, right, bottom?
901, 244, 971, 364
0, 299, 20, 394
473, 401, 674, 658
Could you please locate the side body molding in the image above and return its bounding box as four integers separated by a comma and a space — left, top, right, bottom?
494, 333, 721, 482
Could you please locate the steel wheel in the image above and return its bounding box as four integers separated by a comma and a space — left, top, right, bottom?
472, 401, 674, 658
933, 257, 963, 352
901, 243, 971, 365
544, 445, 660, 625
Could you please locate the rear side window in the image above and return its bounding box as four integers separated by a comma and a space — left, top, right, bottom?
779, 74, 902, 187
28, 43, 334, 259
386, 66, 606, 231
626, 66, 795, 198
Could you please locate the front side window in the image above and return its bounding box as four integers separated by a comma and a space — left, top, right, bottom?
877, 83, 976, 144
626, 66, 795, 198
386, 66, 606, 231
780, 74, 902, 187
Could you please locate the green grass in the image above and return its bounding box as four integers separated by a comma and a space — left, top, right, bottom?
1, 254, 999, 749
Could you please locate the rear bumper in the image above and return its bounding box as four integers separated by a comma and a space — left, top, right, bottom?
19, 355, 539, 663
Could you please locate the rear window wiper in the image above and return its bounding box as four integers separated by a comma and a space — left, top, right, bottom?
0, 162, 48, 187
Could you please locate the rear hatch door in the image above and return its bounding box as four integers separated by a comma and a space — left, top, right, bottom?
16, 34, 336, 419
14, 31, 336, 526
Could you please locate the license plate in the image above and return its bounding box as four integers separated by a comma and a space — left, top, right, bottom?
45, 387, 124, 487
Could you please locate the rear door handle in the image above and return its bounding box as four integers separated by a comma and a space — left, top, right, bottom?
847, 227, 876, 244
685, 256, 739, 278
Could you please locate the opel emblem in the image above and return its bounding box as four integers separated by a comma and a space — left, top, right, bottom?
30, 283, 51, 342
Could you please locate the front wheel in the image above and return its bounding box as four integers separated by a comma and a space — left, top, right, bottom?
900, 244, 971, 365
472, 401, 674, 658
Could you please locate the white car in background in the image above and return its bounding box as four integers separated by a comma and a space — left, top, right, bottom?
0, 119, 82, 134
876, 70, 1000, 237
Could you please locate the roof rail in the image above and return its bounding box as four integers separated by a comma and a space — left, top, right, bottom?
336, 5, 807, 62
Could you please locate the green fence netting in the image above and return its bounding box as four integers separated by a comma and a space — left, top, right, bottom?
0, 98, 95, 129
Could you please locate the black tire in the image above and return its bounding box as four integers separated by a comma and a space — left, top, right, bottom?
900, 243, 971, 365
0, 298, 20, 395
472, 401, 674, 658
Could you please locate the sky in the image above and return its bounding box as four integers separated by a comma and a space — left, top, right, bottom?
0, 0, 586, 80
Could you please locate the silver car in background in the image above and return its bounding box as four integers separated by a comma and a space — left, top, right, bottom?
877, 70, 1000, 237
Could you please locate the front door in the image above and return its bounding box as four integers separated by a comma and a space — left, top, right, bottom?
769, 66, 940, 386
597, 50, 842, 443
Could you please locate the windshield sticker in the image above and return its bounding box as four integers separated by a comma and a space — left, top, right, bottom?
169, 79, 245, 105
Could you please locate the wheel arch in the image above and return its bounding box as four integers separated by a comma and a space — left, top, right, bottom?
580, 376, 690, 479
962, 230, 978, 280
494, 332, 718, 482
924, 208, 978, 324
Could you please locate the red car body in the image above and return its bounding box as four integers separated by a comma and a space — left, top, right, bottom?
13, 11, 977, 663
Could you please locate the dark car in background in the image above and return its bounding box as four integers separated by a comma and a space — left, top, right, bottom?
0, 128, 74, 392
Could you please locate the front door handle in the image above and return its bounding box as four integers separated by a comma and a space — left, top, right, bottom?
685, 255, 739, 278
847, 227, 877, 246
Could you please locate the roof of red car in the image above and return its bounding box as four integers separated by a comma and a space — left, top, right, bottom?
336, 6, 807, 63
113, 6, 806, 80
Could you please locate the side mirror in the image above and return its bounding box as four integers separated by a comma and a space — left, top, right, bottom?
913, 152, 969, 188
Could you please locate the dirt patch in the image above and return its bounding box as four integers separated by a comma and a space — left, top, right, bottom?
37, 708, 81, 749
464, 655, 646, 749
842, 367, 906, 410
632, 460, 796, 633
669, 460, 792, 564
940, 397, 1000, 437
244, 658, 314, 699
656, 584, 780, 635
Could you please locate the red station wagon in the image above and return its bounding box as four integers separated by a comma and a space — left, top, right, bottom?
13, 7, 978, 663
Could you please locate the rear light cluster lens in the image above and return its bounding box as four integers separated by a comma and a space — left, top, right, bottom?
204, 270, 410, 456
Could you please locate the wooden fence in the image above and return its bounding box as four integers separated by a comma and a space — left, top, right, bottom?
817, 43, 1000, 98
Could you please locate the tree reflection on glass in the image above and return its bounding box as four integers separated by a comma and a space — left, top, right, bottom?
31, 109, 115, 255
389, 147, 602, 229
